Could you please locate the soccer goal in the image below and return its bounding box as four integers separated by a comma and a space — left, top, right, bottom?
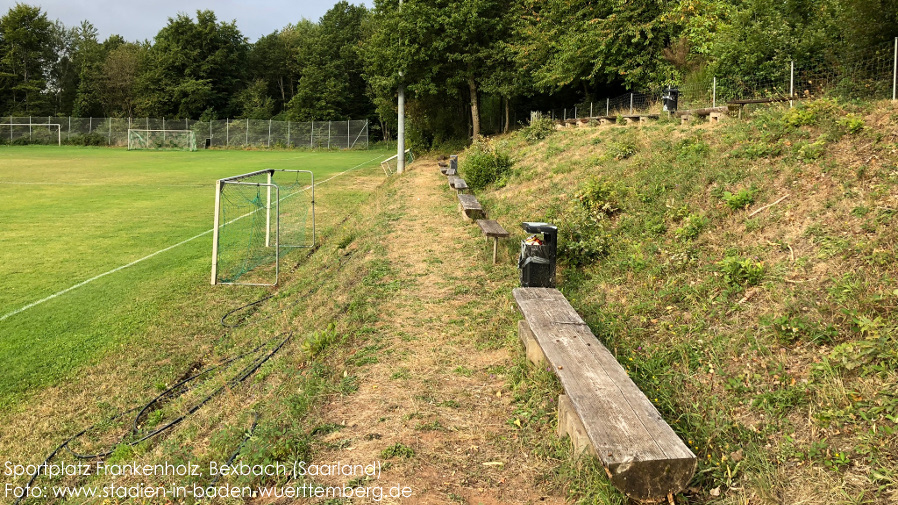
128, 129, 197, 151
211, 169, 315, 286
380, 148, 414, 175
1, 123, 61, 145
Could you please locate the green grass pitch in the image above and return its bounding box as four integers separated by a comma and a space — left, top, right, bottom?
0, 145, 391, 408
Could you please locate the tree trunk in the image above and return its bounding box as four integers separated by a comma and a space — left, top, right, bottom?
468, 77, 480, 139
504, 97, 511, 133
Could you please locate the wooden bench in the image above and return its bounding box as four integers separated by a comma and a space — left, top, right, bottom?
513, 288, 696, 502
448, 175, 460, 188
452, 178, 469, 192
476, 219, 509, 263
444, 167, 457, 176
457, 193, 484, 221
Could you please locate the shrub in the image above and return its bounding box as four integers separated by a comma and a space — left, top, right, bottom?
837, 115, 865, 134
559, 216, 612, 267
575, 179, 622, 220
462, 138, 513, 190
520, 115, 555, 143
607, 140, 638, 160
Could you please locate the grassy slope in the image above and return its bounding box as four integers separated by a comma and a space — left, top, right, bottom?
0, 146, 390, 408
467, 100, 898, 503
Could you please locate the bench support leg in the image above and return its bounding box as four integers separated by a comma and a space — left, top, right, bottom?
557, 394, 598, 458
518, 320, 547, 366
492, 237, 498, 264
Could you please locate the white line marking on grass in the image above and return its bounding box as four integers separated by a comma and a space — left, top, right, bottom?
0, 154, 388, 322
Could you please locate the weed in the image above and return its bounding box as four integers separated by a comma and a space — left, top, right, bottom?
462, 138, 514, 190
838, 115, 865, 134
674, 213, 708, 241
717, 256, 765, 286
722, 187, 757, 210
607, 140, 638, 160
381, 443, 415, 459
575, 178, 622, 220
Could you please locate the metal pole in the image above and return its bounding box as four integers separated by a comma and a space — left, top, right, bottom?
790, 61, 794, 108
892, 37, 898, 102
327, 121, 331, 149
226, 119, 229, 146
310, 120, 314, 148
211, 180, 223, 285
266, 171, 272, 247
347, 120, 350, 149
713, 77, 717, 108
268, 119, 271, 148
245, 118, 248, 146
590, 102, 593, 118
287, 121, 290, 147
606, 98, 609, 116
629, 93, 633, 114
397, 0, 405, 173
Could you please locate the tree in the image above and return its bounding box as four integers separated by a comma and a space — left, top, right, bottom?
137, 10, 248, 118
286, 2, 372, 121
100, 42, 141, 117
0, 3, 57, 115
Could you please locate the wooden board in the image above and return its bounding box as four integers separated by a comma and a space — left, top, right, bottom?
674, 106, 728, 117
448, 176, 460, 188
445, 167, 457, 176
454, 179, 469, 191
513, 287, 696, 501
458, 193, 484, 219
476, 219, 509, 238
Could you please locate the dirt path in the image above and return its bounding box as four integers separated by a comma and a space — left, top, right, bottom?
308, 161, 566, 504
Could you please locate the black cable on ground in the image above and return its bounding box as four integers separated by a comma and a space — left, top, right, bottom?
13, 333, 291, 505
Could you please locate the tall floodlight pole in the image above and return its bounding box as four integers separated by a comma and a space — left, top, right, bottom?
397, 0, 406, 174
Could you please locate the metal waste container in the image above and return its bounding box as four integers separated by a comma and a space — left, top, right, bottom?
662, 86, 679, 112
518, 222, 557, 288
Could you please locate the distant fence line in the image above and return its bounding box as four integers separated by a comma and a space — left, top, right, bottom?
1, 117, 369, 149
542, 38, 898, 120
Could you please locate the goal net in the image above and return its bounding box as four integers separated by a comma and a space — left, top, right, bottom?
211, 169, 315, 286
128, 129, 197, 151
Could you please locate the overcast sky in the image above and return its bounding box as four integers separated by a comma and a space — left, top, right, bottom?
4, 0, 373, 42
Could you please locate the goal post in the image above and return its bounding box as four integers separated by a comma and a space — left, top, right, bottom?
211, 169, 315, 286
127, 129, 197, 151
1, 123, 61, 145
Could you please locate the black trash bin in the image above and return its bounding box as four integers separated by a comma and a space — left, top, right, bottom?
662, 86, 679, 113
518, 222, 557, 288
205, 138, 212, 149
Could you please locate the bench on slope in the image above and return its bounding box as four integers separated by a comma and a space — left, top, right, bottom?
513, 287, 696, 502
475, 219, 508, 263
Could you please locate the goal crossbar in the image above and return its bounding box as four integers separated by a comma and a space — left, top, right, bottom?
1, 123, 61, 145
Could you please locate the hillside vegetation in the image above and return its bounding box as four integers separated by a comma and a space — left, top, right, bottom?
463, 100, 898, 503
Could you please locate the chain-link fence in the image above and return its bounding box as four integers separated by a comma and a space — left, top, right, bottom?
541, 39, 898, 120
0, 117, 369, 149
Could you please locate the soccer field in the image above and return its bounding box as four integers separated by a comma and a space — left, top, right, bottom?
0, 145, 391, 407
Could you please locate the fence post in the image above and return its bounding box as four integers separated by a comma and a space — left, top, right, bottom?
893, 37, 897, 101
287, 121, 290, 147
226, 119, 229, 147
29, 116, 32, 142
574, 106, 577, 119
89, 117, 92, 133
606, 98, 609, 116
629, 93, 633, 115
347, 120, 350, 149
713, 77, 717, 108
245, 118, 249, 146
108, 118, 111, 145
310, 120, 314, 148
590, 102, 593, 118
68, 116, 71, 140
268, 119, 271, 148
328, 121, 331, 149
790, 61, 794, 108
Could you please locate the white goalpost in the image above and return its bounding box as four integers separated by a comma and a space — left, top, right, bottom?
211, 169, 316, 286
127, 129, 197, 151
1, 123, 61, 145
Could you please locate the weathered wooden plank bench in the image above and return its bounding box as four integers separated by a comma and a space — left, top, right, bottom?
445, 166, 458, 176
448, 175, 460, 188
513, 288, 696, 502
452, 178, 469, 192
476, 219, 508, 263
458, 193, 484, 221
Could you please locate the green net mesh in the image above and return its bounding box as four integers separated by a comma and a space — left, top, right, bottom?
128, 130, 197, 151
215, 170, 314, 285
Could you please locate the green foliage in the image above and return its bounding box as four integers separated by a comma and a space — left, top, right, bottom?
674, 213, 708, 241
301, 323, 339, 358
380, 443, 415, 459
766, 314, 838, 345
717, 256, 765, 286
606, 140, 638, 160
520, 116, 555, 143
575, 179, 622, 220
461, 138, 513, 190
838, 115, 865, 134
0, 4, 57, 114
722, 187, 756, 210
